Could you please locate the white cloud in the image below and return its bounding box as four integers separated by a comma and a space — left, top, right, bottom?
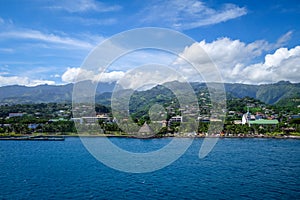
275, 31, 293, 47
50, 74, 61, 78
0, 72, 9, 76
0, 48, 14, 53
139, 0, 247, 30
177, 37, 269, 66
174, 37, 270, 82
64, 16, 117, 26
0, 75, 55, 87
60, 32, 298, 86
0, 76, 29, 86
0, 17, 105, 52
27, 80, 56, 87
95, 71, 125, 83
175, 36, 300, 84
116, 65, 184, 90
61, 67, 89, 83
0, 18, 14, 28
240, 46, 300, 83
0, 29, 94, 49
61, 67, 125, 83
47, 0, 121, 13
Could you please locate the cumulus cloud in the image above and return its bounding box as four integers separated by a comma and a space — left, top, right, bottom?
61, 67, 125, 83
0, 76, 29, 86
0, 75, 55, 87
61, 33, 299, 87
174, 37, 271, 82
240, 46, 300, 83
95, 71, 125, 83
62, 67, 88, 83
116, 65, 184, 90
174, 36, 300, 84
27, 80, 56, 87
61, 66, 181, 89
177, 37, 268, 66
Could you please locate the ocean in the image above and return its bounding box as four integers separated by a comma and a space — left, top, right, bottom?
0, 137, 299, 199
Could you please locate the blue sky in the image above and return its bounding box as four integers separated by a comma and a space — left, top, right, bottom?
0, 0, 299, 86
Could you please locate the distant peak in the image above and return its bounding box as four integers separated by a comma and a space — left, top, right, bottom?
276, 80, 291, 85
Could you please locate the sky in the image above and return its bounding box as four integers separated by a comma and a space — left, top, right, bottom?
0, 0, 299, 87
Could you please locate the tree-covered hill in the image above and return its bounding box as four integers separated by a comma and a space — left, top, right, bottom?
224, 81, 300, 104
0, 81, 299, 105
0, 81, 116, 104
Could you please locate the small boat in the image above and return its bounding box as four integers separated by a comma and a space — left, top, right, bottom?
29, 136, 65, 141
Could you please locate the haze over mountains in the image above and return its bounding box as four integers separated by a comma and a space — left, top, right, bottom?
0, 81, 299, 106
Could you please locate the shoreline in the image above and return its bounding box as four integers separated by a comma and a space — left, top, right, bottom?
68, 135, 300, 139
1, 134, 300, 140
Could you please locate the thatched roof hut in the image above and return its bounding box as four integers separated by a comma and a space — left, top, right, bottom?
138, 122, 154, 137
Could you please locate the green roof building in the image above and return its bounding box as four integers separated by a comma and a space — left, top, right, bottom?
249, 119, 279, 125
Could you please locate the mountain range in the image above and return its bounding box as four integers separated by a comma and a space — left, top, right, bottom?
0, 81, 299, 106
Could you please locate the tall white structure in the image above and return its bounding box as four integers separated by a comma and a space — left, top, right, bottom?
242, 107, 250, 126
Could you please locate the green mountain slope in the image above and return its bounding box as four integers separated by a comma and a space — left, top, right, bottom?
0, 81, 299, 105
0, 82, 116, 104
224, 81, 300, 104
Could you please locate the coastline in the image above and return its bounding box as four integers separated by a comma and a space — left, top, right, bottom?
1, 133, 300, 140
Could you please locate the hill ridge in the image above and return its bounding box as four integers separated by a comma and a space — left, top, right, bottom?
0, 81, 299, 105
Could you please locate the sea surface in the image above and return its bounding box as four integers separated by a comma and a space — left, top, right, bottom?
0, 137, 299, 199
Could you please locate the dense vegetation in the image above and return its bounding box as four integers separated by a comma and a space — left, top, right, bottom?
1, 81, 299, 136
0, 92, 299, 136
1, 81, 299, 105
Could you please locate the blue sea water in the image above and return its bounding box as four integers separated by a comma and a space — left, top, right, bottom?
0, 137, 299, 199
